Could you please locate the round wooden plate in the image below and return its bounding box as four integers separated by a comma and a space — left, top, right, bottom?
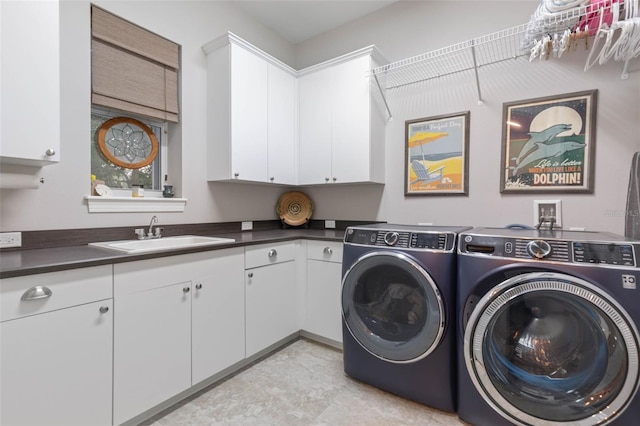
276, 191, 313, 226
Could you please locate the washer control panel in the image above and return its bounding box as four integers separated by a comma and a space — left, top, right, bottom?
344, 228, 453, 251
460, 234, 638, 266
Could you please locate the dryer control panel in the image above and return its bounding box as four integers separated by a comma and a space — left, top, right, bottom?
344, 228, 454, 251
459, 233, 638, 267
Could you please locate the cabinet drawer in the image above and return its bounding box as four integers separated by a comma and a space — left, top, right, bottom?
245, 242, 296, 269
307, 241, 343, 263
0, 265, 112, 322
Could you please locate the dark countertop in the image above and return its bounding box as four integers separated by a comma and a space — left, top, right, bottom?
0, 229, 345, 279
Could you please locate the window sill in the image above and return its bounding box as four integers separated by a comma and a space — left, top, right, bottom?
85, 196, 187, 213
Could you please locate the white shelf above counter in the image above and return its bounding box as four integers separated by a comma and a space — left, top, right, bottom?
85, 196, 187, 213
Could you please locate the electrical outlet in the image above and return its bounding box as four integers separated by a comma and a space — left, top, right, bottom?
0, 232, 22, 248
241, 221, 253, 231
418, 223, 433, 226
533, 200, 562, 228
325, 220, 336, 229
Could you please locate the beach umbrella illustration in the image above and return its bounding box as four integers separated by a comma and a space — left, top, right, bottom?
408, 132, 448, 161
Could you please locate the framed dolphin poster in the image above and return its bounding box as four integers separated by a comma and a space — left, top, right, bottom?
405, 111, 470, 196
500, 90, 597, 194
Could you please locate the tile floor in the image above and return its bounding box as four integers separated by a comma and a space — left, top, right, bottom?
147, 338, 468, 425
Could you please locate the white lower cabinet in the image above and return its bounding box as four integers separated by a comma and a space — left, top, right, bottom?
113, 248, 245, 425
0, 266, 113, 426
0, 238, 342, 425
192, 251, 245, 384
305, 241, 344, 343
245, 243, 298, 357
113, 280, 192, 425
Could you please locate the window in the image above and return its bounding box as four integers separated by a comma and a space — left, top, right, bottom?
91, 108, 167, 191
90, 5, 179, 195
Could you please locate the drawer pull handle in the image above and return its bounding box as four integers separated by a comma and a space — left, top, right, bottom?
99, 306, 109, 314
323, 247, 333, 255
21, 286, 52, 301
268, 249, 277, 258
183, 287, 190, 293
195, 283, 203, 290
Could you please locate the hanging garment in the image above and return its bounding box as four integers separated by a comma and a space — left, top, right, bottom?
625, 152, 640, 239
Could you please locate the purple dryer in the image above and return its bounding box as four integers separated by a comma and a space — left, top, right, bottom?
341, 223, 471, 412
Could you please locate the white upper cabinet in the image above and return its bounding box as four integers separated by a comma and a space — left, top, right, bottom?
203, 33, 387, 187
298, 68, 333, 184
298, 47, 387, 185
267, 63, 297, 184
0, 0, 60, 166
203, 33, 296, 185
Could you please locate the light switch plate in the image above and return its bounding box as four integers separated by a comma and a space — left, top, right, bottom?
241, 221, 253, 231
0, 232, 22, 248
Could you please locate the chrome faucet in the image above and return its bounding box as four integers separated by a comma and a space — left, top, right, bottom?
135, 215, 162, 239
148, 215, 158, 236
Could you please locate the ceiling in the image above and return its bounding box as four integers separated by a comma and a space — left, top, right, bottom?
231, 0, 400, 44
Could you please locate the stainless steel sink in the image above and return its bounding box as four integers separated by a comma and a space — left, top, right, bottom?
89, 235, 235, 254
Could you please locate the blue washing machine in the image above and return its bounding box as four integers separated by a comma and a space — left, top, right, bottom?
457, 227, 640, 426
341, 223, 471, 412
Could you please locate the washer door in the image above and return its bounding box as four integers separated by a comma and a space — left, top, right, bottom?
342, 251, 445, 363
465, 272, 640, 426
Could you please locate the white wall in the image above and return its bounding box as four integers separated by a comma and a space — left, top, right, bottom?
297, 1, 640, 234
1, 1, 638, 235
0, 0, 295, 232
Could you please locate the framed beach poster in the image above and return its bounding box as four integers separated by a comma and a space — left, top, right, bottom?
405, 111, 470, 196
500, 90, 597, 193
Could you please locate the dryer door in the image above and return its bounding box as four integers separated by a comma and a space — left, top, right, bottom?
465, 272, 640, 426
342, 251, 445, 363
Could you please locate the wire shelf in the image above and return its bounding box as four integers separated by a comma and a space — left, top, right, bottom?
370, 2, 631, 105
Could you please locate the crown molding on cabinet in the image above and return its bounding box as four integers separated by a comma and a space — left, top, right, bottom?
201, 32, 297, 77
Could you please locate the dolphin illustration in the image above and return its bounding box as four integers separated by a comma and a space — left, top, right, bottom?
515, 124, 573, 165
511, 140, 585, 177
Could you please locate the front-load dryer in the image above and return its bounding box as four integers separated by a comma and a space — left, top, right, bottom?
342, 223, 471, 412
457, 227, 640, 426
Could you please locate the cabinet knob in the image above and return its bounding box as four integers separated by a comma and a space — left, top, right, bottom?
248, 272, 254, 278
21, 286, 52, 301
195, 283, 203, 290
323, 247, 333, 255
45, 149, 56, 156
268, 249, 277, 258
332, 177, 337, 182
325, 177, 330, 182
270, 177, 274, 182
234, 173, 239, 178
99, 306, 109, 314
183, 286, 190, 293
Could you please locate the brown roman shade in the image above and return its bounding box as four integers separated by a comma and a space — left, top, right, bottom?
91, 5, 179, 122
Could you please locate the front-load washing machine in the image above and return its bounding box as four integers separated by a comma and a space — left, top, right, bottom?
457, 227, 640, 426
342, 223, 471, 412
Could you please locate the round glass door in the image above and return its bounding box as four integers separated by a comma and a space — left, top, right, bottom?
465, 272, 640, 425
342, 251, 445, 363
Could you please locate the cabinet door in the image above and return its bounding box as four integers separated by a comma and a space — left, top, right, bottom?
298, 68, 332, 185
245, 261, 297, 357
267, 63, 296, 185
114, 282, 192, 425
230, 44, 268, 181
0, 0, 60, 166
192, 251, 245, 384
331, 55, 371, 183
1, 300, 112, 426
306, 259, 343, 343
